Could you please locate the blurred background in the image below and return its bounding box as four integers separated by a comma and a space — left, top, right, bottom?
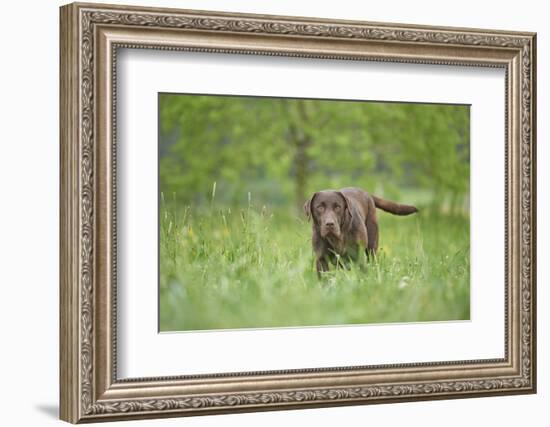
159, 94, 470, 214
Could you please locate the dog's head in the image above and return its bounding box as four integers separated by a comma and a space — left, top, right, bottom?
304, 190, 353, 239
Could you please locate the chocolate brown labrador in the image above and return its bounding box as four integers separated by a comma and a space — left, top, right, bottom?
303, 187, 418, 276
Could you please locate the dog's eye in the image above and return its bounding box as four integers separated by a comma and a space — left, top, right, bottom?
333, 204, 341, 210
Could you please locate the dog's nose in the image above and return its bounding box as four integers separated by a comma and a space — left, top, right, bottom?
325, 220, 335, 228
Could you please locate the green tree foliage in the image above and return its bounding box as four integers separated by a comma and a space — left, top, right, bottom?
159, 94, 469, 212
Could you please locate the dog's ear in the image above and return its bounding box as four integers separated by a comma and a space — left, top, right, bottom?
303, 192, 317, 222
337, 191, 354, 231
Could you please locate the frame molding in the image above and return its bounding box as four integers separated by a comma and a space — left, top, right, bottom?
60, 2, 536, 423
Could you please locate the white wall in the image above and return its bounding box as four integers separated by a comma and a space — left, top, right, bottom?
0, 0, 546, 426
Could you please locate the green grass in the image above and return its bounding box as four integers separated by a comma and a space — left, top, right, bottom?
159, 197, 470, 331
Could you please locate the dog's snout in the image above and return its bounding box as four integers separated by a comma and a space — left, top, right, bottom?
325, 220, 335, 228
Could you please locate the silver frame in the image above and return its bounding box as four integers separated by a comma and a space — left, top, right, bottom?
60, 2, 536, 423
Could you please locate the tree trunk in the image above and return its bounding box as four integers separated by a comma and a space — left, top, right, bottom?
294, 135, 310, 210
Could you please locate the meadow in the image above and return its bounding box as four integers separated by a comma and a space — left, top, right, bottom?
158, 95, 470, 331
159, 193, 470, 331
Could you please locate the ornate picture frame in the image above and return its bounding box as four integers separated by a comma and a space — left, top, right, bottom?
60, 2, 536, 423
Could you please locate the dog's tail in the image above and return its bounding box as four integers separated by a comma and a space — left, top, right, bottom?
372, 195, 418, 216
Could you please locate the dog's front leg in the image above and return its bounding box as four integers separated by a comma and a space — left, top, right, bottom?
316, 257, 329, 278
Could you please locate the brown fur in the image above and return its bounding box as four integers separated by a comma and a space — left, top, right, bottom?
303, 187, 418, 276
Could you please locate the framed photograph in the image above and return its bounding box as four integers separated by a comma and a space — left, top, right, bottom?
60, 2, 536, 423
